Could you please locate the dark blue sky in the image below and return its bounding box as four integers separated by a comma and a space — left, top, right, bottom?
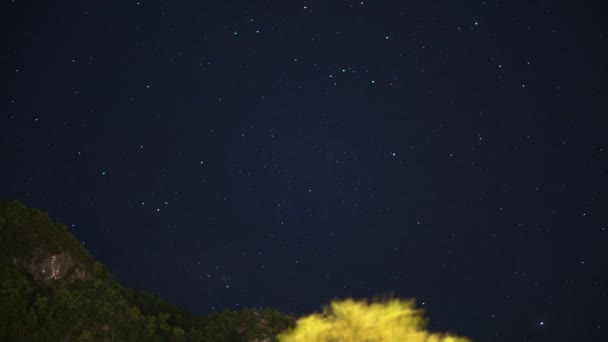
2, 1, 607, 340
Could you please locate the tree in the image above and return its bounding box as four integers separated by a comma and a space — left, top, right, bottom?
277, 298, 470, 342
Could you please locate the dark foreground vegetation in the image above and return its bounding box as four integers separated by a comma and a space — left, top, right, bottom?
0, 200, 294, 341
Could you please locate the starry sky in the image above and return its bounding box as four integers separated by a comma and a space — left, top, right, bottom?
2, 1, 607, 340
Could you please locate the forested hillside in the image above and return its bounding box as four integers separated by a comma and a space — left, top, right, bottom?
0, 200, 294, 341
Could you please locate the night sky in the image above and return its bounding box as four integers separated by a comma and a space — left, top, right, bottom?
2, 1, 607, 340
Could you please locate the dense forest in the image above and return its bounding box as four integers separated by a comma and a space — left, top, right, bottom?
0, 200, 295, 341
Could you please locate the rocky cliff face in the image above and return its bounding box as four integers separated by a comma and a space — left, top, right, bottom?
22, 252, 89, 283
1, 200, 94, 286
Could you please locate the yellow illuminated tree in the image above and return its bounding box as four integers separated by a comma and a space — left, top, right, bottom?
278, 298, 470, 342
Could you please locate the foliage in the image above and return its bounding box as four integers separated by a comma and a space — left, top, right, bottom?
0, 200, 295, 341
0, 200, 468, 342
278, 298, 470, 342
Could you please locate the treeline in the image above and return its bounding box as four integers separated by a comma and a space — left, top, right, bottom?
0, 200, 294, 341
